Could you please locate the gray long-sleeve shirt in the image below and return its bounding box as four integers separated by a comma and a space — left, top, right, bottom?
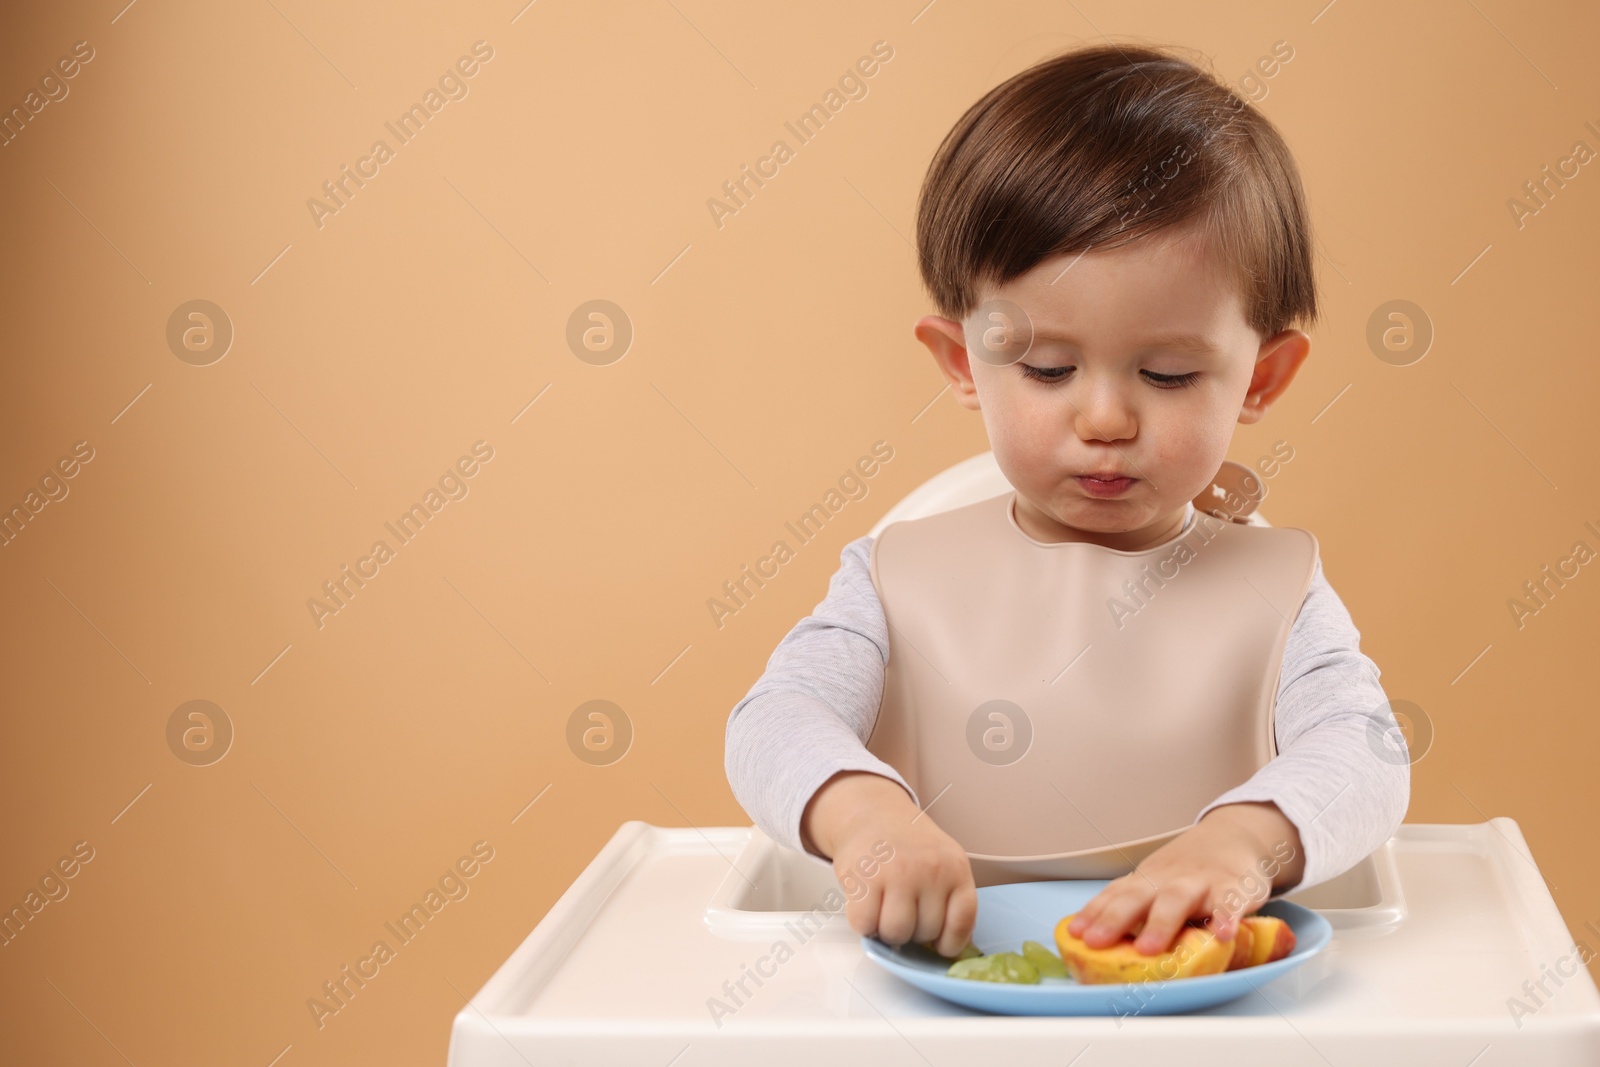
724, 511, 1410, 894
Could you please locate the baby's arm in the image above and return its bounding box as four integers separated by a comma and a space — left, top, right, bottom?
723, 535, 978, 954
1068, 554, 1411, 954
1193, 554, 1411, 892
723, 534, 917, 858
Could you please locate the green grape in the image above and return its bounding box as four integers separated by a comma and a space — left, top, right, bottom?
918, 939, 982, 961
946, 951, 1040, 983
1021, 940, 1068, 978
990, 952, 1041, 983
947, 955, 1001, 981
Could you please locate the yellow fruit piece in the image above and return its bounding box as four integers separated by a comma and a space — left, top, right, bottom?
1240, 915, 1296, 967
1054, 913, 1233, 984
1225, 920, 1255, 971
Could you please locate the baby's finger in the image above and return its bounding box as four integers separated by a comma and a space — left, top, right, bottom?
1066, 873, 1140, 936
874, 884, 920, 946
913, 883, 951, 945
1207, 887, 1251, 940
1133, 882, 1207, 955
936, 883, 978, 958
844, 873, 887, 940
1065, 907, 1097, 937
1079, 884, 1156, 948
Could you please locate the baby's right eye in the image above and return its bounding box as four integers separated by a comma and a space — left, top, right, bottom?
1018, 363, 1072, 383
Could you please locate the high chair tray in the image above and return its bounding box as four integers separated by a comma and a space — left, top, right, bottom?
448, 819, 1600, 1066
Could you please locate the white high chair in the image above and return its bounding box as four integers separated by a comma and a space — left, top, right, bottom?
449, 453, 1600, 1067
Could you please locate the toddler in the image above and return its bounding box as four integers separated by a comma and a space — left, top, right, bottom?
725, 42, 1409, 961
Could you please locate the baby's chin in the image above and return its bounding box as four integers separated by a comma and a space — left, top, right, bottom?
1050, 502, 1152, 533
1029, 493, 1182, 539
1028, 486, 1145, 522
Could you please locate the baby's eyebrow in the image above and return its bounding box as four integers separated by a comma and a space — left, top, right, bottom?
1139, 332, 1218, 353
1030, 329, 1220, 354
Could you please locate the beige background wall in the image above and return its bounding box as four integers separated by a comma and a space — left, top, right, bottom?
1, 0, 1596, 1062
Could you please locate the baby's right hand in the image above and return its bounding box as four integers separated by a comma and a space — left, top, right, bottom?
804, 771, 978, 958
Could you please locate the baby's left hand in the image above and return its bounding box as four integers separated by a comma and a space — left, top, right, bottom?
1065, 802, 1303, 955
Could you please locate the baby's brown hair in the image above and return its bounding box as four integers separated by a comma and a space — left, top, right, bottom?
916, 42, 1318, 340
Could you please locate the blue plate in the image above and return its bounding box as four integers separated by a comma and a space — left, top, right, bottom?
861, 879, 1332, 1016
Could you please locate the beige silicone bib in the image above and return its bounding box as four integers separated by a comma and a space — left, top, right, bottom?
865, 462, 1319, 887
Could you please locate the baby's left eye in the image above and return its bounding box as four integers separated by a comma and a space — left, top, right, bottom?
1144, 370, 1202, 389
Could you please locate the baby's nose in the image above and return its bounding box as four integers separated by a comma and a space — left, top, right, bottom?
1071, 387, 1137, 442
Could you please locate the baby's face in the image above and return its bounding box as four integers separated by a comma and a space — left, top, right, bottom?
918, 221, 1308, 551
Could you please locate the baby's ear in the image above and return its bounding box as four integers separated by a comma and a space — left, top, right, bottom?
1240, 329, 1310, 425
913, 315, 982, 411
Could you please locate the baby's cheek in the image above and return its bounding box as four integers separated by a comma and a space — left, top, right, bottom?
987, 429, 1042, 488
1017, 419, 1073, 480
1162, 409, 1232, 475
983, 400, 1046, 460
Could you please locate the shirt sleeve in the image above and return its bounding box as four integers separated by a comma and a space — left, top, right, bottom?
1194, 553, 1412, 894
723, 534, 918, 860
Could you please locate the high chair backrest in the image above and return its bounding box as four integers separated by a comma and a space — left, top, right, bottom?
869, 451, 1273, 537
